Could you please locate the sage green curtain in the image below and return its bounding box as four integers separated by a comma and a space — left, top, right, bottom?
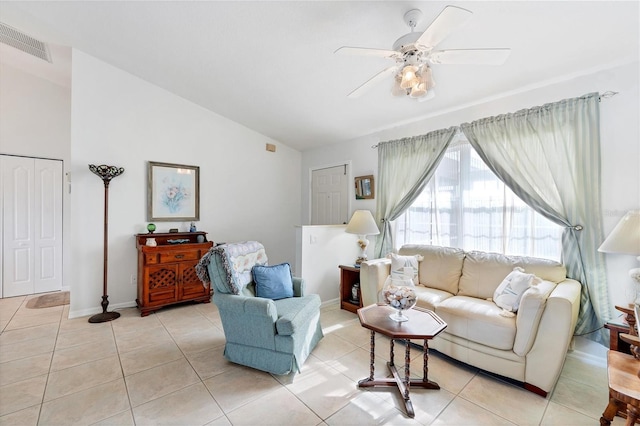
461, 92, 610, 344
374, 127, 458, 258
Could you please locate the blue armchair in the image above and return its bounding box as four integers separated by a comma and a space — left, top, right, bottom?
199, 241, 323, 375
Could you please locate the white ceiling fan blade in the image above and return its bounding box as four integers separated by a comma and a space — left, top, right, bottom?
348, 66, 399, 98
416, 6, 473, 49
429, 48, 511, 65
335, 46, 400, 59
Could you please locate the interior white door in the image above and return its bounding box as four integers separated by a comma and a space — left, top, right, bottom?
311, 165, 349, 225
1, 156, 62, 297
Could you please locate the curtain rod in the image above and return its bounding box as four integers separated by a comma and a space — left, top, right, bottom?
371, 91, 620, 149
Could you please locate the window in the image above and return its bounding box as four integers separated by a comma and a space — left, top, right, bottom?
395, 138, 562, 261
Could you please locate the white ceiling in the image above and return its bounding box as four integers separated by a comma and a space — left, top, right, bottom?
1, 1, 638, 151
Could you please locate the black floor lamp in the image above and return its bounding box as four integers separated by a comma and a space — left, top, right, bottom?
88, 164, 124, 324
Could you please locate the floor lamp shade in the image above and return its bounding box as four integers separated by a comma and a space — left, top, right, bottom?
345, 210, 380, 266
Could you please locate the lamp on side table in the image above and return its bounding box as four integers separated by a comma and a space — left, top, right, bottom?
599, 210, 640, 305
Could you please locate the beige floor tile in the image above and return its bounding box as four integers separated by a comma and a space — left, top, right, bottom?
184, 346, 236, 380
39, 379, 130, 425
550, 374, 609, 419
560, 352, 608, 387
0, 322, 58, 346
16, 304, 64, 318
44, 355, 122, 401
320, 308, 359, 329
133, 382, 224, 425
414, 351, 478, 395
459, 373, 548, 425
90, 409, 135, 426
405, 385, 456, 425
0, 374, 47, 417
203, 366, 283, 413
205, 415, 232, 426
50, 337, 117, 371
4, 311, 61, 331
226, 386, 321, 425
114, 324, 174, 354
0, 334, 56, 363
0, 320, 8, 332
110, 308, 163, 333
312, 333, 360, 362
325, 391, 416, 425
58, 316, 112, 334
55, 324, 114, 350
172, 326, 226, 355
0, 297, 25, 320
327, 346, 390, 383
0, 352, 52, 386
284, 364, 361, 420
431, 396, 516, 425
119, 340, 184, 376
540, 400, 601, 425
125, 358, 200, 407
330, 320, 373, 348
0, 403, 41, 426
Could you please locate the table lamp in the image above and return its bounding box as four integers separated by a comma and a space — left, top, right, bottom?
598, 210, 640, 305
345, 210, 380, 267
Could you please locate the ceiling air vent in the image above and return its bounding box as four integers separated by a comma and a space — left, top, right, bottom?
0, 22, 51, 63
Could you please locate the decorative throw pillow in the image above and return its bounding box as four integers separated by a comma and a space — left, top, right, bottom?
252, 263, 294, 300
388, 253, 424, 286
493, 267, 541, 313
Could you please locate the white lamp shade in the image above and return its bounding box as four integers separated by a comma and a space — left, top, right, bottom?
345, 210, 380, 236
598, 210, 640, 255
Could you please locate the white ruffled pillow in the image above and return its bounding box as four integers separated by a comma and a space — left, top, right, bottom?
388, 253, 424, 286
493, 267, 541, 314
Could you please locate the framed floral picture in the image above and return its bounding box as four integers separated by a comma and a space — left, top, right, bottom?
147, 161, 199, 221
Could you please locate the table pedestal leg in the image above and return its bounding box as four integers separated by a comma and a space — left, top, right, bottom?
358, 337, 440, 418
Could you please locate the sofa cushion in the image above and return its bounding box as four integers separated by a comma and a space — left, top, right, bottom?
493, 267, 541, 313
273, 295, 321, 336
436, 296, 516, 350
414, 286, 454, 312
253, 263, 294, 300
513, 280, 557, 356
458, 251, 566, 299
389, 253, 422, 285
399, 245, 464, 294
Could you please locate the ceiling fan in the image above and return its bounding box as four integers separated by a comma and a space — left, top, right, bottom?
335, 6, 511, 101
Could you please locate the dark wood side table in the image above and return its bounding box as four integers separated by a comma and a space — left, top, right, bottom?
339, 265, 362, 313
357, 304, 447, 418
605, 305, 637, 355
600, 350, 640, 426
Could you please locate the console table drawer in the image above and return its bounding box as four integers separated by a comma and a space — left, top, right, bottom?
159, 251, 199, 263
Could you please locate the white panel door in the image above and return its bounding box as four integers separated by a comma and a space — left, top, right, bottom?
1, 156, 62, 297
34, 159, 63, 293
311, 165, 349, 225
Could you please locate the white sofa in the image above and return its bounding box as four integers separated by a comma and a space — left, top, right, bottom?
359, 244, 581, 397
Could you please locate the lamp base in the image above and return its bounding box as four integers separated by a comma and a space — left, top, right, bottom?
88, 311, 120, 323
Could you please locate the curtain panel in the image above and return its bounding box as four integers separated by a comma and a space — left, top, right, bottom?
461, 92, 610, 344
374, 127, 458, 258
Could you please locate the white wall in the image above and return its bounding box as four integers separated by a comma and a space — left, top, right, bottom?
0, 62, 72, 294
69, 50, 301, 317
302, 61, 640, 312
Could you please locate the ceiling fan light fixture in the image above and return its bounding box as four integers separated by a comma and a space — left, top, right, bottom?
399, 65, 418, 89
419, 66, 435, 90
391, 76, 406, 96
409, 83, 427, 98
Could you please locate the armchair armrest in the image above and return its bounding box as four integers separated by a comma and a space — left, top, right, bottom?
213, 292, 278, 322
293, 277, 305, 297
360, 258, 392, 307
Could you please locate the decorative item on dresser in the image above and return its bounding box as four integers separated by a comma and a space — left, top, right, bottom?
135, 231, 213, 316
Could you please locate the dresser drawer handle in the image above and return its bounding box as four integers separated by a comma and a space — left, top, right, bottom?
174, 254, 184, 259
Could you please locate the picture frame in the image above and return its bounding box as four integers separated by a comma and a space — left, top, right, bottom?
147, 161, 199, 222
355, 175, 374, 200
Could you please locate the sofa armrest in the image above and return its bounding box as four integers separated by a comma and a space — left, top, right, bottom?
523, 278, 581, 393
293, 277, 305, 297
360, 258, 391, 307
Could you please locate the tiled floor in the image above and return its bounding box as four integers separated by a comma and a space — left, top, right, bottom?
0, 293, 624, 425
